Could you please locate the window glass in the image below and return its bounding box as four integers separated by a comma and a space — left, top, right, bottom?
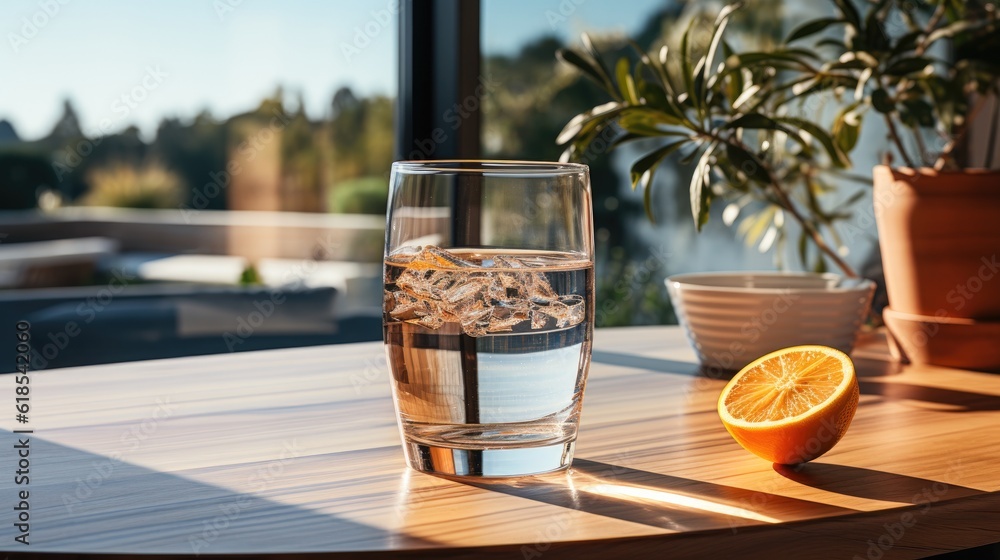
1, 0, 395, 213
0, 0, 396, 368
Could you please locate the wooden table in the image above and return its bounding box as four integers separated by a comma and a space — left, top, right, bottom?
2, 326, 999, 558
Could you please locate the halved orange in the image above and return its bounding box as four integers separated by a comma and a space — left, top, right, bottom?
717, 345, 860, 465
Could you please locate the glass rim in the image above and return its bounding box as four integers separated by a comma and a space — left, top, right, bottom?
391, 159, 589, 175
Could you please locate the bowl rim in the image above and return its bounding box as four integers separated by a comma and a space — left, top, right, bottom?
665, 271, 875, 295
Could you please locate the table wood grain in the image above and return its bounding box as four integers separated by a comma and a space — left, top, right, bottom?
2, 326, 999, 559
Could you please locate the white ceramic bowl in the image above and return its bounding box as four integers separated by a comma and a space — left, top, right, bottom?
666, 272, 875, 371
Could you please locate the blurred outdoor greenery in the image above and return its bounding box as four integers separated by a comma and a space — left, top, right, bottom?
328, 176, 388, 214
83, 162, 184, 209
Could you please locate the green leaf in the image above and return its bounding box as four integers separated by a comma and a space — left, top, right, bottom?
617, 107, 687, 136
556, 101, 622, 145
824, 58, 869, 72
839, 51, 879, 68
616, 58, 639, 104
703, 2, 739, 87
900, 98, 935, 127
726, 113, 780, 130
872, 88, 895, 113
680, 19, 695, 107
691, 55, 708, 111
926, 20, 981, 45
608, 131, 645, 151
775, 116, 852, 167
721, 41, 743, 103
644, 173, 656, 223
884, 56, 933, 76
581, 33, 617, 94
636, 73, 666, 107
724, 143, 769, 184
797, 231, 809, 269
891, 30, 923, 57
836, 123, 860, 155
679, 144, 702, 165
690, 144, 716, 231
732, 84, 761, 109
862, 0, 892, 52
817, 38, 848, 51
557, 49, 619, 98
841, 189, 867, 207
735, 50, 816, 67
630, 139, 689, 190
560, 121, 613, 163
655, 45, 678, 98
738, 206, 776, 249
787, 18, 844, 43
813, 254, 828, 274
832, 0, 861, 28
832, 105, 862, 153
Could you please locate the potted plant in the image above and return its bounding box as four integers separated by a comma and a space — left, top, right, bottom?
556, 3, 865, 277
776, 0, 1000, 370
557, 0, 1000, 371
555, 3, 876, 369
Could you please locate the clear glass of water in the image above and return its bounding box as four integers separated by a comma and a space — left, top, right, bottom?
383, 160, 595, 478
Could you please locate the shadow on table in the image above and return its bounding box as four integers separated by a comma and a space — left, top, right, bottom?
774, 462, 982, 504
463, 459, 856, 532
591, 350, 714, 378
857, 380, 1000, 412
593, 351, 1000, 412
2, 432, 435, 554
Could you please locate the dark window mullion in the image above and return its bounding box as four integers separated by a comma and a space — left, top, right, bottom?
396, 0, 481, 161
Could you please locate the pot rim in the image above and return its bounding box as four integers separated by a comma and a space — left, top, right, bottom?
883, 307, 1000, 326
874, 164, 1000, 177
666, 271, 874, 295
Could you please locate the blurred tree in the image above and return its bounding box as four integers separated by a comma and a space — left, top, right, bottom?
327, 86, 393, 211
281, 98, 324, 212
0, 151, 58, 210
46, 99, 83, 141
82, 161, 185, 209
153, 112, 227, 209
328, 176, 388, 214
0, 119, 20, 145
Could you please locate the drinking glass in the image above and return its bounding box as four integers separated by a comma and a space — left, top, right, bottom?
383, 160, 595, 477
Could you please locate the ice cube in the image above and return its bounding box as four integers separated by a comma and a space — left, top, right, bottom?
387, 247, 585, 336
423, 246, 477, 269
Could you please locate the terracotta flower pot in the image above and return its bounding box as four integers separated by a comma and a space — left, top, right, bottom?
873, 165, 1000, 370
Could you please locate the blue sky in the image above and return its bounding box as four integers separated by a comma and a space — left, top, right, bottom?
1, 0, 664, 141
